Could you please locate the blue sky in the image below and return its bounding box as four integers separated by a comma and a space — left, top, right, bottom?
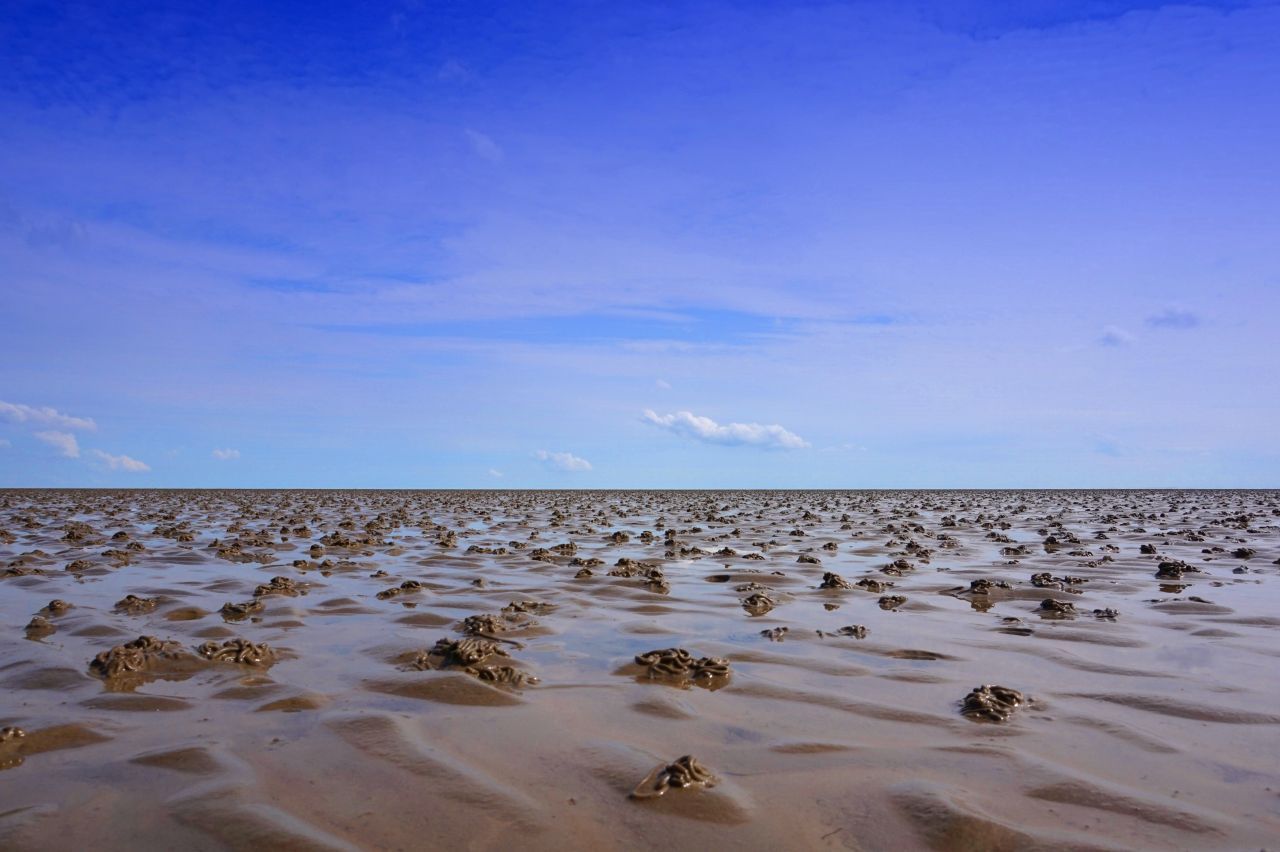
1, 0, 1277, 487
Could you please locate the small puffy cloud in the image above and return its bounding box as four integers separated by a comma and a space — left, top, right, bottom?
0, 400, 96, 430
212, 448, 241, 460
535, 450, 592, 472
1097, 326, 1134, 347
35, 430, 80, 458
91, 449, 150, 472
488, 468, 504, 478
655, 379, 672, 390
1146, 308, 1200, 330
465, 129, 504, 162
642, 409, 809, 449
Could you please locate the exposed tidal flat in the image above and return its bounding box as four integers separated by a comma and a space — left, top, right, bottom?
1, 489, 1278, 850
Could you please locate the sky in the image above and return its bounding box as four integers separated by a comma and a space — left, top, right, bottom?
1, 0, 1278, 488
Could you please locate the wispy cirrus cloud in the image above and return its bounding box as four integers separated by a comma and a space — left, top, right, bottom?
1146, 308, 1200, 330
642, 409, 809, 449
1097, 326, 1134, 347
465, 129, 503, 163
0, 401, 96, 431
212, 448, 241, 460
535, 449, 591, 471
91, 449, 150, 472
34, 430, 80, 457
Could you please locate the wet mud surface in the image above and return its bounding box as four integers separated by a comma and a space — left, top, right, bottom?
2, 489, 1279, 850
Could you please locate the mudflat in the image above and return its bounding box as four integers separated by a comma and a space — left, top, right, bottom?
1, 489, 1277, 850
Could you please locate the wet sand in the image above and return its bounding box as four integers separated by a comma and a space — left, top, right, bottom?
1, 489, 1278, 850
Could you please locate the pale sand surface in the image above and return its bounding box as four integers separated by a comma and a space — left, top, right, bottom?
1, 489, 1278, 850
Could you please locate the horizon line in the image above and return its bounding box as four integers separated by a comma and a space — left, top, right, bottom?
1, 486, 1276, 492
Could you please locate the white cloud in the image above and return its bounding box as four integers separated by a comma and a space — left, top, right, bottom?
465, 129, 504, 163
212, 448, 241, 460
535, 449, 592, 472
642, 409, 809, 449
91, 449, 150, 472
34, 430, 80, 457
488, 468, 504, 478
1097, 326, 1134, 347
655, 378, 672, 390
0, 401, 96, 430
1147, 308, 1200, 330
